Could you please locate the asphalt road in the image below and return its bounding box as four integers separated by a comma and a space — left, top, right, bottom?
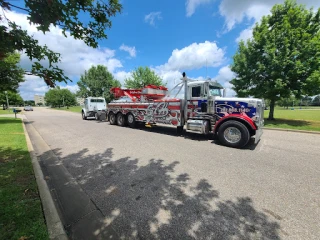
25, 108, 320, 240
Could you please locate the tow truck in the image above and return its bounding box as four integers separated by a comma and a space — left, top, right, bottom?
107, 72, 265, 148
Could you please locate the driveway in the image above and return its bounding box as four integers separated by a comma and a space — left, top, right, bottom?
24, 108, 320, 239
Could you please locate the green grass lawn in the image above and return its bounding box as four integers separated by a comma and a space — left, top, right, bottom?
0, 118, 49, 240
52, 106, 82, 113
264, 107, 320, 131
0, 109, 13, 115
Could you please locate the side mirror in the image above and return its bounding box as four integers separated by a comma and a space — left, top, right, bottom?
223, 88, 226, 97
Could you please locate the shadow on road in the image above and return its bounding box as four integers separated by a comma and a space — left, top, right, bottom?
46, 148, 281, 240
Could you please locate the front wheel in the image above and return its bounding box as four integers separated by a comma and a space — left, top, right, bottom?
218, 120, 250, 148
82, 111, 87, 120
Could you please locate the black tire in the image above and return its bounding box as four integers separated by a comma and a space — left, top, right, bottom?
116, 113, 126, 127
95, 112, 99, 121
82, 111, 87, 120
109, 112, 116, 125
127, 113, 136, 128
218, 120, 250, 148
177, 126, 184, 135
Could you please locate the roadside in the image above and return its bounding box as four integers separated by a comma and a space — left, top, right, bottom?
54, 105, 320, 132
50, 106, 82, 113
0, 117, 49, 240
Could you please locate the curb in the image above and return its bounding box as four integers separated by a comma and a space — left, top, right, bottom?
22, 117, 69, 240
263, 127, 320, 135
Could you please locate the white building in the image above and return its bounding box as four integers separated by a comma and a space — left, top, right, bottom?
34, 95, 45, 106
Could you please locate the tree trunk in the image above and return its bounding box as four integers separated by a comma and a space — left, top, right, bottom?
268, 99, 275, 120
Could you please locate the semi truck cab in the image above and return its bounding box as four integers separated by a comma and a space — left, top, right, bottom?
184, 79, 265, 148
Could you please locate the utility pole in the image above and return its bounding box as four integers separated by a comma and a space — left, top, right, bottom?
5, 91, 9, 112
206, 59, 208, 79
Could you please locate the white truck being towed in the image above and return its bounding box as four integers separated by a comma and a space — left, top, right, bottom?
81, 97, 107, 120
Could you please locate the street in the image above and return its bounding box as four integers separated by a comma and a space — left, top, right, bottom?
24, 108, 320, 240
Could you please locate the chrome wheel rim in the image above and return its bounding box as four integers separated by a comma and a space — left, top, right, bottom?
224, 127, 241, 144
128, 114, 134, 123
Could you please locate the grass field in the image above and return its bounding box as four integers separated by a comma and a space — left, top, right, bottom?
264, 107, 320, 131
52, 106, 82, 113
0, 109, 13, 115
0, 118, 49, 240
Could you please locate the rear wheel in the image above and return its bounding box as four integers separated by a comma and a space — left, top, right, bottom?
116, 113, 126, 127
109, 112, 116, 125
127, 113, 136, 128
218, 120, 250, 148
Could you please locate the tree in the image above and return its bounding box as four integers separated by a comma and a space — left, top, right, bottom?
124, 66, 165, 89
230, 0, 320, 120
0, 91, 24, 108
45, 87, 76, 108
277, 96, 299, 109
0, 52, 24, 92
76, 65, 121, 103
0, 0, 122, 87
24, 100, 35, 106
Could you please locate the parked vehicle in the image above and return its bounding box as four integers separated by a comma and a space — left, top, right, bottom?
106, 72, 265, 149
81, 97, 107, 120
24, 106, 33, 111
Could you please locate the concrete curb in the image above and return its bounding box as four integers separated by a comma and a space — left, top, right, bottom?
263, 127, 320, 135
22, 117, 69, 240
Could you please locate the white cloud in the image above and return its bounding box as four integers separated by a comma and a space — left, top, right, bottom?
236, 26, 254, 43
1, 9, 124, 99
157, 41, 225, 72
19, 75, 49, 100
185, 0, 213, 17
119, 44, 136, 58
60, 85, 79, 93
113, 71, 132, 85
218, 0, 320, 41
212, 66, 236, 97
144, 12, 162, 26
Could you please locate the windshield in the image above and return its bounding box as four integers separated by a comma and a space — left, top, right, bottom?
209, 86, 222, 96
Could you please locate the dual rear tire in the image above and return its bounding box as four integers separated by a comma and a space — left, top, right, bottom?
109, 112, 136, 128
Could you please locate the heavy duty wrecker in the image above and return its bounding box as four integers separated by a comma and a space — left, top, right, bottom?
89, 72, 265, 148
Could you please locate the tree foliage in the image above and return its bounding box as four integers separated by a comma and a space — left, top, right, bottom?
0, 0, 122, 87
124, 66, 165, 89
0, 52, 24, 92
44, 87, 76, 107
24, 100, 35, 106
230, 0, 320, 119
76, 65, 121, 103
0, 91, 24, 108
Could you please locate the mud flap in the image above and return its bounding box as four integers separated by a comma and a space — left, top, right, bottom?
255, 128, 263, 144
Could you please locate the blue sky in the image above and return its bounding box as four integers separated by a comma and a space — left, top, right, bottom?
3, 0, 319, 100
